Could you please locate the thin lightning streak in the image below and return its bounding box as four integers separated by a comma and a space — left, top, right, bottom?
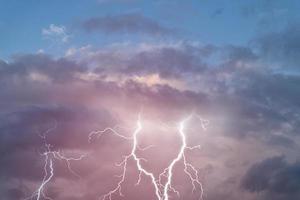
35, 148, 54, 200
25, 123, 87, 200
88, 126, 132, 143
53, 151, 86, 179
94, 113, 208, 200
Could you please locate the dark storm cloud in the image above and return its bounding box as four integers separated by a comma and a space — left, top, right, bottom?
192, 42, 300, 144
0, 105, 114, 152
0, 105, 115, 180
225, 71, 300, 139
69, 41, 300, 144
241, 156, 300, 200
0, 52, 209, 114
120, 46, 207, 78
80, 44, 214, 79
82, 13, 172, 35
266, 135, 296, 148
241, 156, 286, 192
0, 52, 211, 199
1, 36, 300, 199
0, 54, 86, 83
2, 43, 299, 141
2, 188, 25, 200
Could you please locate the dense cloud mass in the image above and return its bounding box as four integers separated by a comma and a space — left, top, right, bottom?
1, 37, 300, 199
241, 156, 300, 200
1, 1, 300, 200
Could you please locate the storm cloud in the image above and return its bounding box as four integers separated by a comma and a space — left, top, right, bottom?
242, 156, 300, 200
1, 2, 300, 198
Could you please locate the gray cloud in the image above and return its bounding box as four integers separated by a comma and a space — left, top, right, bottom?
1, 37, 300, 199
0, 54, 86, 83
71, 43, 214, 80
241, 156, 300, 200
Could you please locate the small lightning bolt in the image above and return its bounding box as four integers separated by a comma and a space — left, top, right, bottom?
25, 122, 87, 200
91, 113, 208, 200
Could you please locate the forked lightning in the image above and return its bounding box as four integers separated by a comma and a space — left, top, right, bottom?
90, 114, 209, 200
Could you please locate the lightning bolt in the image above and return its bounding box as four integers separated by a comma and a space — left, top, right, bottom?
91, 113, 209, 200
160, 115, 204, 200
95, 114, 161, 200
25, 122, 87, 200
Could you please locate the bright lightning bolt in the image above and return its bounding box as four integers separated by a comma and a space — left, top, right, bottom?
160, 115, 204, 200
91, 113, 208, 200
25, 122, 87, 200
97, 114, 161, 200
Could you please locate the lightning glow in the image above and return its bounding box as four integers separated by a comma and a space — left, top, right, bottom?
91, 113, 209, 200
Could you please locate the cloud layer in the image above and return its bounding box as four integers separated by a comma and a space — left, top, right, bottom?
1, 22, 300, 200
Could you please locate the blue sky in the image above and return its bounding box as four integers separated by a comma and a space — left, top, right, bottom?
1, 0, 300, 59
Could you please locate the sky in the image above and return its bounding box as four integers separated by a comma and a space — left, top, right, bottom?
1, 0, 300, 200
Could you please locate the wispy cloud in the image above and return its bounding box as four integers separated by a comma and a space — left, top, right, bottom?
42, 24, 70, 43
